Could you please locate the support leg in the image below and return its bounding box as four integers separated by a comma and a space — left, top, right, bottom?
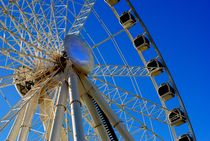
18, 93, 39, 141
40, 96, 68, 141
40, 97, 54, 141
69, 72, 85, 141
6, 106, 27, 141
49, 82, 68, 141
80, 75, 134, 141
81, 93, 109, 141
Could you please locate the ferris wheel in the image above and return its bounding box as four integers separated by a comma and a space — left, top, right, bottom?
0, 0, 196, 141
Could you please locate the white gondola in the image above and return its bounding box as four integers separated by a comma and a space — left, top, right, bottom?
158, 83, 175, 101
146, 59, 164, 76
119, 12, 136, 29
133, 35, 150, 52
168, 108, 187, 126
104, 0, 120, 6
177, 134, 193, 141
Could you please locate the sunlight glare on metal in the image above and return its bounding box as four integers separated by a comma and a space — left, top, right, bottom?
64, 34, 94, 74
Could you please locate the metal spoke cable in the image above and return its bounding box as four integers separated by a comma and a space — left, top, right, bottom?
91, 8, 154, 132
0, 69, 59, 131
68, 0, 96, 35
90, 64, 148, 77
91, 76, 169, 124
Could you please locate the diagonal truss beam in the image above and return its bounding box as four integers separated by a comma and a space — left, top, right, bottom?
0, 85, 42, 132
0, 70, 57, 131
79, 74, 134, 141
90, 65, 149, 77
90, 77, 169, 124
68, 0, 95, 35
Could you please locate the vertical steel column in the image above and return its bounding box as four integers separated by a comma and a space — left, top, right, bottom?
18, 94, 39, 141
6, 106, 27, 141
69, 72, 85, 141
49, 82, 68, 141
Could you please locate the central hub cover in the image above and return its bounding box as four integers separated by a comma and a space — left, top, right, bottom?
64, 34, 94, 74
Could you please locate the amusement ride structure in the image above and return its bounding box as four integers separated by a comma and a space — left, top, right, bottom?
0, 0, 196, 140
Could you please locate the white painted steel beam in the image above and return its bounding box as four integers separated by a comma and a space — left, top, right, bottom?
18, 93, 39, 141
81, 93, 109, 141
68, 72, 85, 141
79, 75, 134, 141
49, 82, 68, 141
6, 106, 27, 141
68, 0, 95, 35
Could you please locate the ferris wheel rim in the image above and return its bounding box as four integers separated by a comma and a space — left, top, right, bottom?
0, 0, 196, 140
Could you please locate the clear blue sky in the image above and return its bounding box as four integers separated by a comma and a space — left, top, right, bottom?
0, 0, 209, 140
134, 0, 210, 140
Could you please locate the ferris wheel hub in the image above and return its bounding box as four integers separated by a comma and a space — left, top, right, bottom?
64, 34, 94, 74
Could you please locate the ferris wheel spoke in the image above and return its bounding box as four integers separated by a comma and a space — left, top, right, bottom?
0, 86, 42, 132
69, 0, 76, 17
0, 36, 36, 66
0, 89, 11, 108
0, 0, 196, 140
0, 49, 33, 69
91, 9, 134, 71
0, 63, 22, 74
0, 64, 18, 71
10, 2, 54, 51
0, 21, 51, 59
87, 8, 149, 113
49, 2, 66, 49
0, 65, 51, 89
120, 110, 164, 141
0, 70, 58, 132
89, 83, 164, 140
1, 48, 35, 67
80, 105, 102, 140
81, 8, 156, 135
91, 77, 169, 124
38, 1, 64, 51
28, 128, 45, 140
68, 0, 95, 35
92, 29, 125, 49
80, 75, 164, 140
77, 74, 132, 140
0, 74, 15, 88
0, 3, 50, 55
46, 0, 76, 37
0, 18, 36, 63
0, 18, 36, 62
1, 48, 55, 65
20, 0, 57, 50
90, 64, 148, 77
